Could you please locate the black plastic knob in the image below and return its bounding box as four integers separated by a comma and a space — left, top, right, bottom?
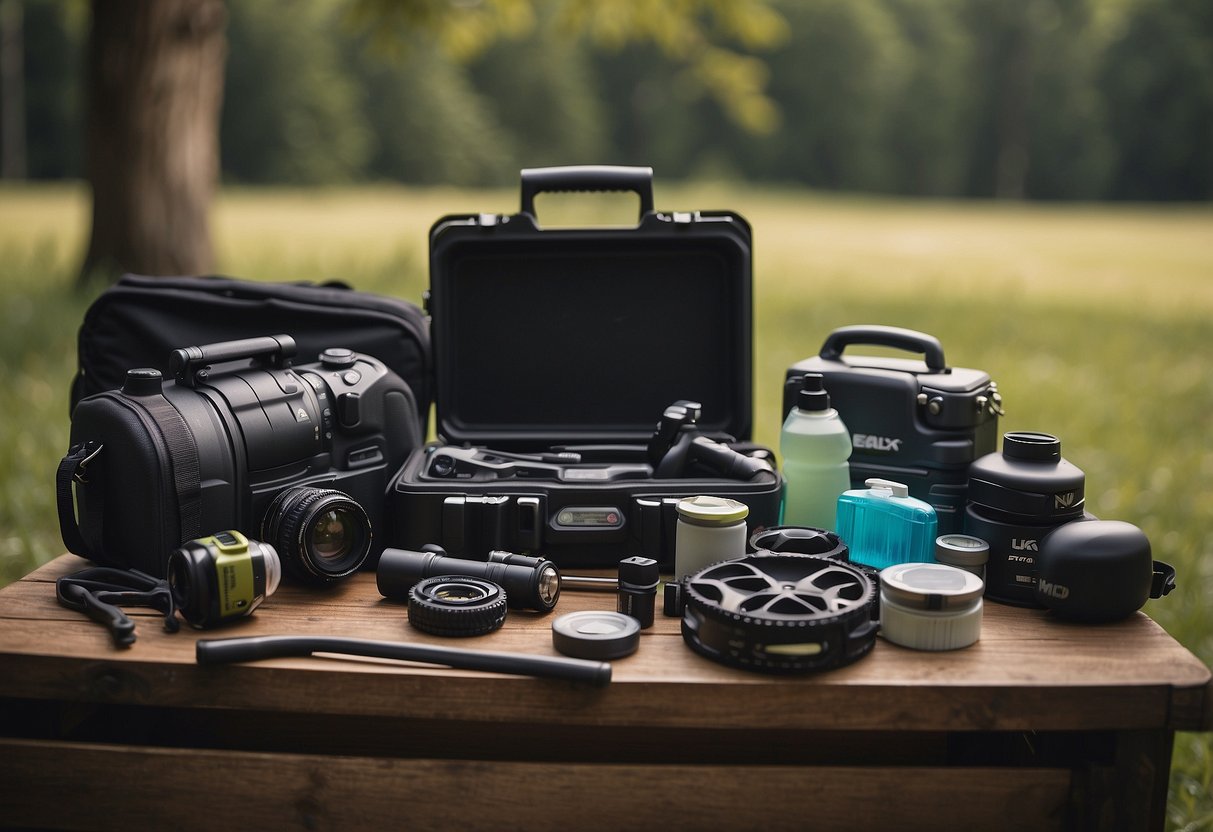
122, 368, 163, 396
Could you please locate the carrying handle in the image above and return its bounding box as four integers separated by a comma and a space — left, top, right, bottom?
520, 165, 654, 222
169, 334, 296, 385
819, 325, 948, 373
1151, 561, 1176, 599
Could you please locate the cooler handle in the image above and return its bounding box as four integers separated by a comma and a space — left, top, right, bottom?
520, 165, 654, 221
170, 334, 296, 384
819, 325, 948, 373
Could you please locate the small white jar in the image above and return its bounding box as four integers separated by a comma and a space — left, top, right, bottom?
674, 496, 749, 579
879, 562, 984, 651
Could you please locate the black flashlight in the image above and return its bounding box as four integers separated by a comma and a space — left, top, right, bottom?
377, 546, 561, 612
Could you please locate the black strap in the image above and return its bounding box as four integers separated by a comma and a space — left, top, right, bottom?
139, 392, 202, 543
56, 566, 179, 647
56, 442, 104, 560
1151, 561, 1176, 599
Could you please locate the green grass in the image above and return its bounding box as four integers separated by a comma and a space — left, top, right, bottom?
1, 182, 1211, 828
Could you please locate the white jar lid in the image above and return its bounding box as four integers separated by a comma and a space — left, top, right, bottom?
676, 495, 749, 525
880, 562, 984, 610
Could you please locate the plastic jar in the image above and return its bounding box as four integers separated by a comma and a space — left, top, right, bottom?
879, 562, 984, 651
674, 496, 749, 579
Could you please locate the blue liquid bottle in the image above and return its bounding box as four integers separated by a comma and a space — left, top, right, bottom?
836, 478, 937, 570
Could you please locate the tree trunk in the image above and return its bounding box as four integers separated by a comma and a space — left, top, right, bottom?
80, 0, 227, 285
0, 0, 26, 179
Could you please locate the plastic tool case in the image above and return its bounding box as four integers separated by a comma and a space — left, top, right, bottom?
783, 325, 1002, 534
389, 166, 781, 569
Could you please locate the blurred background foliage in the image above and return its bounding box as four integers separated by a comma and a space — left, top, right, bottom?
8, 0, 1212, 199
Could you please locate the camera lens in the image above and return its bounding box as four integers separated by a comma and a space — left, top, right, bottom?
263, 486, 372, 583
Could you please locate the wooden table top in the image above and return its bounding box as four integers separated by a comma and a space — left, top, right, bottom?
0, 554, 1209, 735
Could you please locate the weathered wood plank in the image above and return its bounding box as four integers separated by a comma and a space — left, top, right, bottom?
0, 557, 1208, 731
0, 738, 1072, 832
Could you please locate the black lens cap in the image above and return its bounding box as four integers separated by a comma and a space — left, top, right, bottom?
552, 611, 641, 660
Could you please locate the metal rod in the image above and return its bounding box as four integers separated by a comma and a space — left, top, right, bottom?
196, 635, 611, 686
559, 574, 619, 592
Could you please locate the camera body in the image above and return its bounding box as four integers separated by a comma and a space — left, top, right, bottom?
60, 335, 421, 582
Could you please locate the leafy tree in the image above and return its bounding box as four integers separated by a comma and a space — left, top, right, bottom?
222, 0, 371, 184
352, 38, 516, 185
79, 0, 786, 284
1099, 0, 1213, 200
468, 14, 608, 172
880, 0, 972, 196
758, 0, 908, 190
14, 0, 83, 179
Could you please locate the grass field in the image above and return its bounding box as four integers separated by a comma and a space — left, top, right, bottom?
1, 182, 1211, 827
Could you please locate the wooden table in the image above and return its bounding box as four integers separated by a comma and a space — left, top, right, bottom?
0, 554, 1208, 831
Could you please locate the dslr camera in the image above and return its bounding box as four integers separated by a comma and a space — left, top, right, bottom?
58, 335, 420, 583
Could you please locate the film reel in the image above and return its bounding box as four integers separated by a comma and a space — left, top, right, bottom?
407, 576, 508, 637
680, 554, 879, 674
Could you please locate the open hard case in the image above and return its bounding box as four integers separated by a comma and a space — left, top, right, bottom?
387, 166, 782, 568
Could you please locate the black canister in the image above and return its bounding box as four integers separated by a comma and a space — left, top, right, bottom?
964, 432, 1087, 606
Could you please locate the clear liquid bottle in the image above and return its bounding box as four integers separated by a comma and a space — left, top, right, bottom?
779, 373, 853, 531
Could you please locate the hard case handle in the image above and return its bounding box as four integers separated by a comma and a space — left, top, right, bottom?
819, 325, 948, 373
520, 165, 655, 221
169, 334, 296, 384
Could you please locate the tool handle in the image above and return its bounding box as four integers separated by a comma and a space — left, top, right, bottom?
170, 334, 296, 384
520, 165, 654, 221
818, 325, 948, 373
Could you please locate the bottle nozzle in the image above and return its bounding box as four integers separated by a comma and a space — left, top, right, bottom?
797, 373, 831, 412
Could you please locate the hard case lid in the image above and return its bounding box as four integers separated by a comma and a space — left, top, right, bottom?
427, 166, 753, 448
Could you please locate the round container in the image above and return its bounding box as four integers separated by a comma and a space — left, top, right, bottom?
674, 496, 749, 579
879, 563, 984, 651
964, 432, 1086, 606
748, 526, 849, 561
935, 534, 989, 579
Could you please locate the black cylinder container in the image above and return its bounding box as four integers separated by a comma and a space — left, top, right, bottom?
964, 432, 1086, 606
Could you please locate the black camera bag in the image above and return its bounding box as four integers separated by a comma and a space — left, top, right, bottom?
783, 325, 1002, 534
70, 273, 431, 427
60, 336, 422, 576
388, 166, 782, 568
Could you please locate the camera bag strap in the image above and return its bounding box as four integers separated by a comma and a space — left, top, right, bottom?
59, 389, 203, 565
56, 441, 105, 560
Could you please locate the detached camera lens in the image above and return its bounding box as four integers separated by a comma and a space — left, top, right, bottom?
263, 486, 372, 583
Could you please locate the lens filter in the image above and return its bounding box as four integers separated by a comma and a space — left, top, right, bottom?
407, 575, 508, 637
